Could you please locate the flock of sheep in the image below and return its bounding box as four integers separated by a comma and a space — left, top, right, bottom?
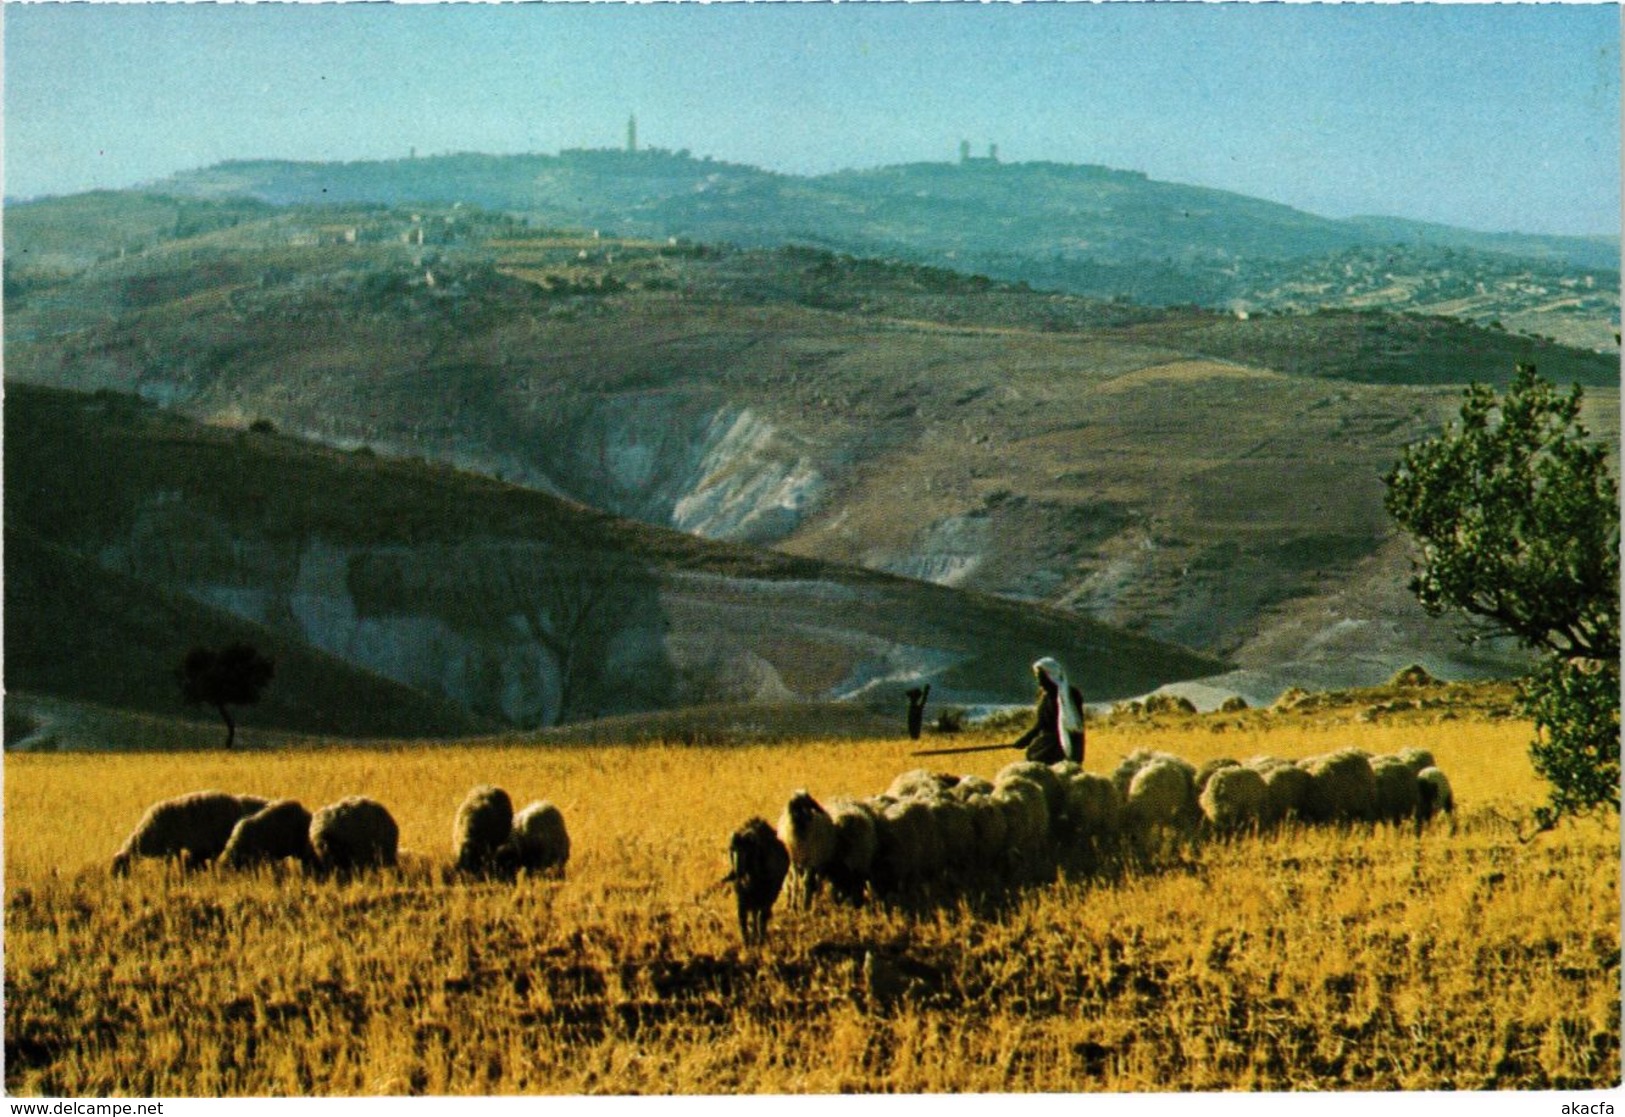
109, 785, 570, 880
727, 746, 1455, 944
108, 746, 1454, 949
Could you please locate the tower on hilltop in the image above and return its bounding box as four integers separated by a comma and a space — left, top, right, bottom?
627, 114, 638, 153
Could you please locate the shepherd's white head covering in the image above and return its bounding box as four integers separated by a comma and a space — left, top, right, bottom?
1033, 656, 1084, 736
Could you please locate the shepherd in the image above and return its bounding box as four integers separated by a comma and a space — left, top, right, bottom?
1011, 657, 1086, 765
905, 684, 931, 740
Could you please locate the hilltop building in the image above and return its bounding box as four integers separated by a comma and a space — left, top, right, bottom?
960, 140, 999, 165
627, 114, 638, 153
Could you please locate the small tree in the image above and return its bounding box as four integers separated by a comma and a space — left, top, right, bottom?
178, 642, 275, 749
1383, 364, 1619, 831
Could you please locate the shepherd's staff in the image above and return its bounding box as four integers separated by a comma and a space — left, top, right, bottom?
908, 741, 1018, 757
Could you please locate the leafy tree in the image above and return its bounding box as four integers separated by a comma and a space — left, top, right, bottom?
178, 642, 275, 749
1383, 364, 1619, 831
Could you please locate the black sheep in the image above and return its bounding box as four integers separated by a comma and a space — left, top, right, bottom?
724, 817, 790, 945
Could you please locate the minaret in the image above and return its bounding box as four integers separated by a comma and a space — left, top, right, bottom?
627, 114, 638, 153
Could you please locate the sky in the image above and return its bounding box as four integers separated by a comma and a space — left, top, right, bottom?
3, 2, 1620, 237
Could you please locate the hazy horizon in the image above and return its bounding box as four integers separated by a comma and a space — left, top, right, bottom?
5, 2, 1620, 238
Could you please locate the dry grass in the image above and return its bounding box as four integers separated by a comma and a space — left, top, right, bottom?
4, 708, 1618, 1095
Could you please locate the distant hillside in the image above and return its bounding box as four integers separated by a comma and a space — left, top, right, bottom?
4, 385, 1224, 740
126, 149, 1619, 345
7, 215, 1611, 701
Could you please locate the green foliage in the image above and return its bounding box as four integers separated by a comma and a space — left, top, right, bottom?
1521, 658, 1621, 828
1382, 364, 1618, 661
1384, 365, 1620, 825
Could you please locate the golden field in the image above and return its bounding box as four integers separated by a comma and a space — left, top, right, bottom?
4, 701, 1619, 1096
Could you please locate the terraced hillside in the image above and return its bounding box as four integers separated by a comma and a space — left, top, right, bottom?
4, 385, 1223, 739
8, 203, 1615, 699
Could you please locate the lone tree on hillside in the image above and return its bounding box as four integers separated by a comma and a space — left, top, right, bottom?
178, 642, 275, 750
1383, 364, 1619, 833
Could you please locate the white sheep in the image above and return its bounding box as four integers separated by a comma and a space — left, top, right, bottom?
219, 799, 315, 870
1122, 757, 1195, 835
992, 776, 1050, 867
1370, 757, 1422, 824
950, 774, 995, 801
310, 796, 399, 874
777, 790, 839, 907
453, 784, 514, 875
1199, 766, 1268, 834
1396, 747, 1437, 776
874, 797, 943, 891
823, 797, 879, 903
1113, 749, 1198, 820
505, 800, 571, 876
1258, 763, 1312, 828
1194, 758, 1241, 798
1301, 749, 1378, 823
996, 761, 1068, 823
1416, 767, 1455, 821
887, 769, 958, 802
1062, 771, 1121, 844
929, 797, 978, 873
111, 790, 270, 875
966, 794, 1011, 870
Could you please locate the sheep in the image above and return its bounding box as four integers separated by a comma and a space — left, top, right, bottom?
1122, 757, 1194, 835
948, 774, 995, 802
824, 798, 879, 903
929, 797, 978, 873
992, 777, 1050, 868
1194, 758, 1241, 798
887, 769, 957, 803
1396, 747, 1437, 776
111, 791, 270, 876
219, 799, 315, 870
996, 760, 1067, 823
777, 790, 838, 907
1258, 763, 1313, 828
453, 784, 514, 876
1370, 757, 1422, 824
504, 800, 571, 876
966, 794, 1010, 870
1300, 750, 1379, 823
1063, 771, 1121, 844
725, 818, 790, 945
309, 796, 399, 875
1199, 766, 1268, 834
1112, 749, 1196, 802
873, 797, 942, 893
1416, 767, 1455, 821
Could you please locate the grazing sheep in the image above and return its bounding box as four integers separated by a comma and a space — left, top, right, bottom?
948, 774, 995, 802
219, 799, 315, 870
505, 800, 571, 876
1416, 767, 1455, 821
111, 791, 270, 876
1301, 750, 1379, 823
887, 769, 957, 802
777, 791, 838, 907
1244, 755, 1292, 773
966, 795, 1011, 870
993, 777, 1050, 867
1063, 771, 1121, 844
1122, 758, 1194, 834
824, 798, 879, 903
1258, 763, 1313, 828
725, 818, 790, 945
1199, 766, 1268, 834
453, 785, 514, 875
310, 796, 399, 875
873, 797, 942, 892
996, 761, 1068, 823
1194, 758, 1241, 797
1396, 747, 1437, 776
930, 797, 978, 873
1370, 757, 1422, 824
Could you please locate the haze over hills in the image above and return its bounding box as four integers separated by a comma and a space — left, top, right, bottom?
130, 150, 1621, 349
6, 185, 1616, 728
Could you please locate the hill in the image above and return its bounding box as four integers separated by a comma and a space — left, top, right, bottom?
4, 384, 1224, 739
118, 149, 1620, 348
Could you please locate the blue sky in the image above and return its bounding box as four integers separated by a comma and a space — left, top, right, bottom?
4, 2, 1619, 236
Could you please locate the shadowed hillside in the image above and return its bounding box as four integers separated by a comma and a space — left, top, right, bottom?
5, 385, 1224, 740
